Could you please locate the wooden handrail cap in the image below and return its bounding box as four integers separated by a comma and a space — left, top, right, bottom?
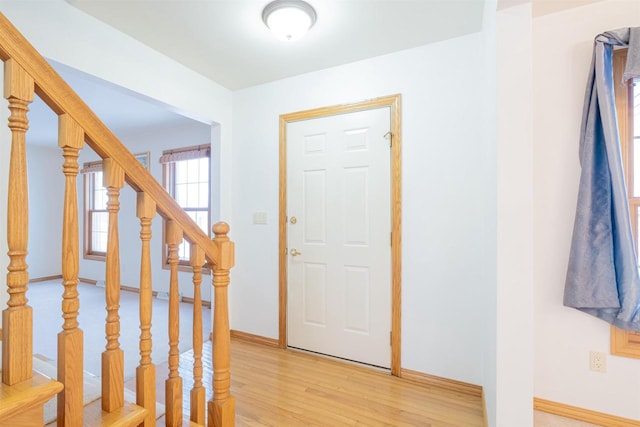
213, 222, 230, 236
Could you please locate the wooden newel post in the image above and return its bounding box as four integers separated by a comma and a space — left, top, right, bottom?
208, 222, 235, 427
2, 59, 34, 386
57, 114, 85, 427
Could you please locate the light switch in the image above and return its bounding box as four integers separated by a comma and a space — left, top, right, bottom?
253, 211, 268, 224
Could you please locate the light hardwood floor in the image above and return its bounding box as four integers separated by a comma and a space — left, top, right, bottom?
152, 340, 485, 426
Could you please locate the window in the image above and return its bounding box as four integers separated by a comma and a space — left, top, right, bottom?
82, 161, 108, 260
611, 48, 640, 357
160, 144, 211, 269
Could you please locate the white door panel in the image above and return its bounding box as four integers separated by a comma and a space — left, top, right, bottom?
287, 107, 391, 368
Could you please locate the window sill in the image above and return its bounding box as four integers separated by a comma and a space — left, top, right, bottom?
611, 325, 640, 358
83, 253, 106, 262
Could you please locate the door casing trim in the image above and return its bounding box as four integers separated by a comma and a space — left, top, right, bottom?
278, 94, 402, 376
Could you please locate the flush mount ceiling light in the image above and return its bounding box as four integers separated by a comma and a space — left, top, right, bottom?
262, 0, 317, 42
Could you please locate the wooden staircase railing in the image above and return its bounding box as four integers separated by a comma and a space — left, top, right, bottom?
0, 11, 235, 427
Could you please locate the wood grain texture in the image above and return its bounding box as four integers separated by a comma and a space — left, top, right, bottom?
136, 192, 156, 426
101, 349, 124, 413
164, 338, 485, 426
229, 330, 279, 348
277, 114, 288, 349
229, 339, 484, 426
611, 324, 640, 358
83, 400, 147, 427
1, 404, 42, 427
102, 158, 124, 413
135, 365, 156, 427
278, 94, 403, 375
2, 58, 34, 386
57, 330, 83, 427
0, 371, 62, 422
190, 244, 206, 425
57, 113, 84, 427
2, 309, 32, 386
389, 95, 402, 377
0, 12, 220, 266
165, 220, 183, 426
400, 368, 483, 398
4, 57, 34, 101
534, 397, 640, 427
210, 223, 235, 427
0, 13, 238, 424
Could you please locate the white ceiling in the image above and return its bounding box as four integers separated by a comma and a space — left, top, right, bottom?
66, 0, 486, 90
28, 1, 487, 146
29, 1, 602, 147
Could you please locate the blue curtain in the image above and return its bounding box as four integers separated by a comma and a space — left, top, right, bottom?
564, 28, 640, 331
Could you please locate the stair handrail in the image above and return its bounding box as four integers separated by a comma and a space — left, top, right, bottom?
0, 12, 220, 265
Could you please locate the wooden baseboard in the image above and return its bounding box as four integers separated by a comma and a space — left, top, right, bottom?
29, 275, 63, 283
181, 296, 211, 309
230, 330, 280, 348
80, 279, 212, 308
120, 284, 159, 298
400, 368, 483, 398
534, 397, 640, 426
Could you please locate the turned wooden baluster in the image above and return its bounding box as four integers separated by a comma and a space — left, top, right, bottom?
2, 59, 34, 386
208, 222, 235, 427
190, 244, 206, 425
102, 158, 125, 412
57, 115, 85, 427
165, 220, 183, 426
136, 192, 156, 426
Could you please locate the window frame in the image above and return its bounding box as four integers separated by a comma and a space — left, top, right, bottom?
611, 48, 640, 357
161, 144, 212, 274
83, 161, 108, 261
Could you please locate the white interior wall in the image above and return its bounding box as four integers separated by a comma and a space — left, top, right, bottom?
0, 0, 234, 223
482, 1, 498, 425
496, 3, 533, 426
78, 121, 214, 301
27, 145, 64, 279
0, 0, 234, 304
231, 31, 497, 390
7, 0, 640, 423
533, 0, 640, 419
0, 1, 231, 344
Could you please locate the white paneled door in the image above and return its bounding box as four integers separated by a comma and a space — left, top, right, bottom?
287, 107, 391, 368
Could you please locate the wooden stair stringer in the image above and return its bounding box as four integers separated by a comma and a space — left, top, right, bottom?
0, 372, 63, 425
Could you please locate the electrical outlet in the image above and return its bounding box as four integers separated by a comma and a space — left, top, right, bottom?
253, 211, 268, 225
589, 351, 607, 373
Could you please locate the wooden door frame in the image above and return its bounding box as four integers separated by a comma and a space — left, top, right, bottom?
278, 94, 402, 376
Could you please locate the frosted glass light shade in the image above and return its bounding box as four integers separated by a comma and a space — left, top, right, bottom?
262, 0, 317, 42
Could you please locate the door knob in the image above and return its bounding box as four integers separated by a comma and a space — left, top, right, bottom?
290, 248, 302, 256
